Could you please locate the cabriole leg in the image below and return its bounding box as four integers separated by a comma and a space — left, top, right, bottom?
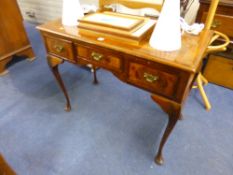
151, 95, 181, 165
47, 56, 71, 111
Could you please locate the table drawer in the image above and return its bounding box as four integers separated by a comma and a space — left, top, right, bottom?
128, 62, 179, 97
45, 36, 75, 61
202, 13, 233, 37
76, 44, 123, 72
204, 55, 233, 89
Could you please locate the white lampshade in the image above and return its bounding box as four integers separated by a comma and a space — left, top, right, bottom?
62, 0, 84, 26
149, 0, 181, 51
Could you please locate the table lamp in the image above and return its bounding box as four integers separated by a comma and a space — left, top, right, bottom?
149, 0, 181, 51
62, 0, 84, 26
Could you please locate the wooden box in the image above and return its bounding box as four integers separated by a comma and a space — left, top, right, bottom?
78, 12, 156, 45
204, 54, 233, 89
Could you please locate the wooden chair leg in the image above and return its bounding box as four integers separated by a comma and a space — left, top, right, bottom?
200, 73, 208, 85
196, 73, 211, 111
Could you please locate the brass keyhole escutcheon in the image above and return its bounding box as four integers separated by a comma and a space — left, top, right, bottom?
211, 20, 221, 28
54, 45, 64, 53
143, 72, 159, 83
91, 52, 103, 61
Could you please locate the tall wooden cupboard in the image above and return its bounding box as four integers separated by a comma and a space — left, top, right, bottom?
0, 0, 35, 75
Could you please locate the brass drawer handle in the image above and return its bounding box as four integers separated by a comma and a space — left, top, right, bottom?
211, 20, 221, 28
54, 45, 64, 53
143, 72, 159, 83
91, 52, 103, 61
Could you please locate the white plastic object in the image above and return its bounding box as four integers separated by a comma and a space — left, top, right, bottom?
62, 0, 84, 26
180, 17, 204, 35
149, 0, 181, 51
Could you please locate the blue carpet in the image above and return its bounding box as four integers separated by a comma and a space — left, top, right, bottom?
0, 22, 233, 175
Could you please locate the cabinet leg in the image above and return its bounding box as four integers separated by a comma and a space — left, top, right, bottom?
151, 94, 181, 165
0, 57, 12, 76
20, 46, 36, 62
0, 46, 35, 76
47, 56, 71, 111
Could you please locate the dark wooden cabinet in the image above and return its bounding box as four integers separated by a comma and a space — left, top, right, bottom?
196, 0, 233, 89
203, 54, 233, 89
0, 0, 35, 75
197, 0, 233, 38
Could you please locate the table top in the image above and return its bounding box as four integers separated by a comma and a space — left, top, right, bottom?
37, 19, 213, 73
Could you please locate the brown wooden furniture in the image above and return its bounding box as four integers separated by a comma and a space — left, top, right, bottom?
0, 0, 35, 75
203, 54, 233, 89
37, 19, 212, 165
0, 154, 16, 175
197, 0, 233, 35
77, 12, 156, 45
196, 0, 233, 89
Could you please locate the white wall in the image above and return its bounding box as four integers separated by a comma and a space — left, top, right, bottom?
17, 0, 199, 24
17, 0, 98, 23
183, 0, 200, 24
